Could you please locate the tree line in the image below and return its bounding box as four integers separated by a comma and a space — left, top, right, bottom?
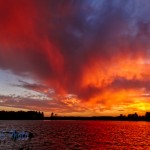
0, 111, 44, 120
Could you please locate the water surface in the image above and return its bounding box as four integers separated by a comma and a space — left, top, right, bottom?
0, 120, 150, 150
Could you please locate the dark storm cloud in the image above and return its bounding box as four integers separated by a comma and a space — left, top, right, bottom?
0, 0, 150, 100
13, 80, 55, 95
109, 77, 150, 91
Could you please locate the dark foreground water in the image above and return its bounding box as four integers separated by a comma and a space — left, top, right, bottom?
0, 120, 150, 150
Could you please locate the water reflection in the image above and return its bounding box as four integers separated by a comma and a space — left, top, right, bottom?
0, 121, 149, 149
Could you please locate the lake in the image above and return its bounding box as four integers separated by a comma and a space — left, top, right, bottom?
0, 120, 149, 150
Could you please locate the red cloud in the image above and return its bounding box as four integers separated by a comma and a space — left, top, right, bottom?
1, 1, 150, 115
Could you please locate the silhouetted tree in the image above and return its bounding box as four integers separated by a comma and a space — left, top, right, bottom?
51, 112, 54, 118
145, 112, 150, 121
0, 111, 44, 120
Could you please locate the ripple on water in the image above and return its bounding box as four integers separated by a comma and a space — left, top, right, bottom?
0, 121, 149, 149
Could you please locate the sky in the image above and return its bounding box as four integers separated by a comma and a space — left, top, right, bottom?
1, 0, 150, 116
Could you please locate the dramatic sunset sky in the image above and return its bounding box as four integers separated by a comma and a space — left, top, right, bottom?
1, 0, 150, 116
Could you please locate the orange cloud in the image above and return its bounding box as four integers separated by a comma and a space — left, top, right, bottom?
1, 1, 150, 116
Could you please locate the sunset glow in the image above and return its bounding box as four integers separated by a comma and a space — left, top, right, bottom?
0, 0, 150, 116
